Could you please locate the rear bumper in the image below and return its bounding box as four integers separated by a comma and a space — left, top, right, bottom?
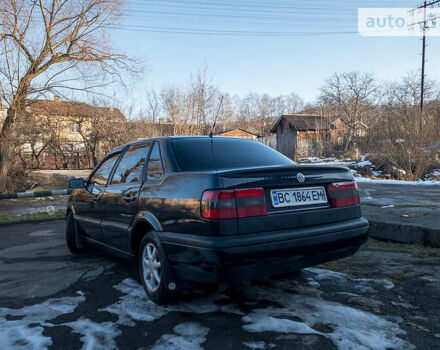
159, 218, 369, 284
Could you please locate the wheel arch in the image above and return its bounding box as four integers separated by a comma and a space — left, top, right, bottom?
130, 211, 163, 257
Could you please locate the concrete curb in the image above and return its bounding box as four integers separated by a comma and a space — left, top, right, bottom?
0, 189, 72, 200
368, 220, 440, 248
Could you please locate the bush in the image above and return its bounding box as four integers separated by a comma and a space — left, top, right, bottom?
0, 162, 30, 193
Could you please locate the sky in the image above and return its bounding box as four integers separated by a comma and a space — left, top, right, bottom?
109, 0, 440, 104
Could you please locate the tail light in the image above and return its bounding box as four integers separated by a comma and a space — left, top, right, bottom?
201, 188, 267, 219
235, 188, 267, 218
201, 190, 236, 219
327, 182, 360, 208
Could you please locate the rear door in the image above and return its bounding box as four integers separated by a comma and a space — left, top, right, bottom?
100, 143, 151, 252
74, 152, 122, 240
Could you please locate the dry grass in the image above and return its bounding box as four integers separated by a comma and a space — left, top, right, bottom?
363, 238, 440, 257
0, 210, 65, 225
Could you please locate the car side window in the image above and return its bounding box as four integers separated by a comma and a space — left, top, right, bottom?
147, 142, 164, 183
111, 144, 150, 184
89, 153, 121, 186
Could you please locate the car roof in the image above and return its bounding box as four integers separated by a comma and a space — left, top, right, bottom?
108, 136, 255, 155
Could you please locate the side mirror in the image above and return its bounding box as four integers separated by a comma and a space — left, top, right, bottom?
69, 178, 86, 189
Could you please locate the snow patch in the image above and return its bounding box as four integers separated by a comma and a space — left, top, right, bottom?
242, 291, 413, 350
390, 296, 416, 310
243, 341, 275, 349
355, 160, 373, 167
0, 292, 85, 350
336, 292, 360, 297
306, 268, 395, 293
63, 318, 121, 350
420, 275, 438, 282
150, 322, 208, 350
355, 177, 440, 185
306, 278, 320, 288
100, 278, 167, 326
102, 278, 242, 326
300, 158, 354, 166
243, 312, 320, 335
240, 270, 412, 350
391, 301, 415, 309
392, 166, 407, 175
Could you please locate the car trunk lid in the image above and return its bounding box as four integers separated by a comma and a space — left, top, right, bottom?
218, 165, 360, 234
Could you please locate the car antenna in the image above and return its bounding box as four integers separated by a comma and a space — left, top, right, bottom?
209, 95, 224, 138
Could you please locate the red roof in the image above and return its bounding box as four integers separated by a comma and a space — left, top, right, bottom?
26, 99, 125, 120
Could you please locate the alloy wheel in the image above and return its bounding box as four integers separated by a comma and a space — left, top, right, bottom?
142, 243, 161, 293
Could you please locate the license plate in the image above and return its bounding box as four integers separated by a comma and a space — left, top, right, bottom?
270, 187, 328, 208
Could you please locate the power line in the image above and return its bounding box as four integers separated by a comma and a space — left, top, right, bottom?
116, 0, 378, 37
128, 0, 357, 12
413, 0, 440, 8
112, 1, 417, 37
121, 9, 354, 22
108, 24, 358, 37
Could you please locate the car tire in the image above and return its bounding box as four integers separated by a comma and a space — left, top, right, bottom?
271, 269, 301, 280
197, 283, 219, 295
65, 212, 87, 254
139, 233, 178, 305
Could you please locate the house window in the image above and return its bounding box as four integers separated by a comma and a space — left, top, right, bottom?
338, 137, 344, 146
71, 123, 80, 134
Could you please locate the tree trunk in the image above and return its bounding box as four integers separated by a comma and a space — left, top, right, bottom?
0, 108, 18, 191
0, 92, 30, 191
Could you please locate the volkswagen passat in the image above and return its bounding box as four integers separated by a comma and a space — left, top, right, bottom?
66, 137, 369, 304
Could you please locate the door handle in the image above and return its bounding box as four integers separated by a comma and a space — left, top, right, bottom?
122, 195, 137, 202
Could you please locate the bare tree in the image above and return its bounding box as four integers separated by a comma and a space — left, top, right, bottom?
16, 114, 53, 168
189, 67, 218, 134
367, 73, 439, 180
144, 89, 161, 123
235, 92, 303, 137
160, 85, 190, 136
319, 72, 378, 152
216, 93, 236, 131
0, 0, 132, 190
139, 68, 220, 136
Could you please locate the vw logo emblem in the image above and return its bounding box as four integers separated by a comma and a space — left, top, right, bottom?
297, 173, 305, 183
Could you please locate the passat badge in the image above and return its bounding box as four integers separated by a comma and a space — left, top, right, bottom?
297, 173, 305, 183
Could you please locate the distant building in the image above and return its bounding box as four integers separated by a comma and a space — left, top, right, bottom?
270, 114, 347, 159
215, 128, 260, 140
19, 96, 125, 168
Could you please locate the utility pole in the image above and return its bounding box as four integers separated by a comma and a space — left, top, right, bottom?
411, 0, 440, 133
420, 1, 427, 134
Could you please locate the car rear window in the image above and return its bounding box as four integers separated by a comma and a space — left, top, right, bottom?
169, 138, 294, 171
